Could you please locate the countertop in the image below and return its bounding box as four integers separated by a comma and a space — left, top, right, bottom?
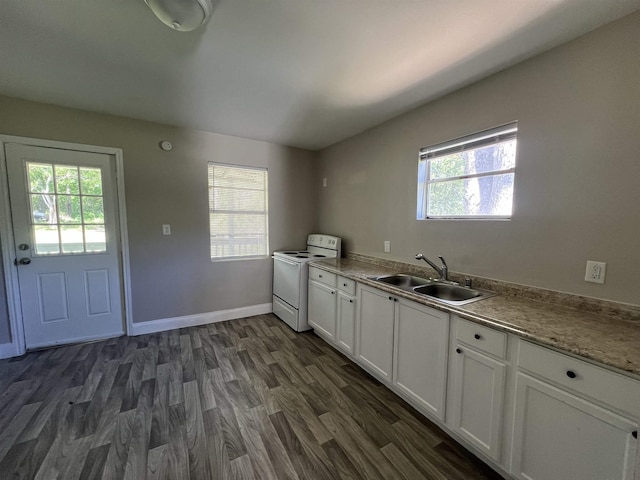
310, 258, 640, 377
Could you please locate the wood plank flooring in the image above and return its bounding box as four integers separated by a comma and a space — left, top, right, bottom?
0, 314, 504, 479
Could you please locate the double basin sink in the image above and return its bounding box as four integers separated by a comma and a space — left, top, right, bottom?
371, 274, 496, 306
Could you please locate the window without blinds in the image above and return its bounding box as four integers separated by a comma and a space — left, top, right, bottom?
208, 163, 268, 260
417, 122, 518, 219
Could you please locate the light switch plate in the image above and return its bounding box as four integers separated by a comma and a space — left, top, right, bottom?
584, 260, 606, 284
162, 224, 171, 235
384, 240, 390, 253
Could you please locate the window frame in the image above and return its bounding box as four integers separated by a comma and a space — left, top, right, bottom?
417, 122, 518, 221
208, 162, 269, 262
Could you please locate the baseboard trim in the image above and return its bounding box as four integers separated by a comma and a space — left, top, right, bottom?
0, 342, 20, 359
27, 331, 125, 351
130, 303, 273, 336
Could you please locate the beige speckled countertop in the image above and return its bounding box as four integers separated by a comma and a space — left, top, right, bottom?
310, 257, 640, 377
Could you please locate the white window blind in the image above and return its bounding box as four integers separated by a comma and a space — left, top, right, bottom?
208, 163, 268, 260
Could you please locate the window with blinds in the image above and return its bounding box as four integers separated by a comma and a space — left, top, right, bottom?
208, 163, 268, 260
417, 122, 518, 219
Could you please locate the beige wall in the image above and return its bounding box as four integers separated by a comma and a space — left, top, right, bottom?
317, 12, 640, 305
0, 96, 318, 333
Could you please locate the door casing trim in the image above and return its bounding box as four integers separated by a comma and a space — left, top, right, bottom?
0, 135, 133, 357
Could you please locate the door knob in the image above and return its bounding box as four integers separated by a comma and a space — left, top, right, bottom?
18, 244, 29, 251
18, 258, 31, 265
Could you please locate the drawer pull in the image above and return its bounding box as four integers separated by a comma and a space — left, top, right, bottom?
456, 348, 462, 354
633, 431, 637, 439
349, 299, 353, 303
566, 370, 577, 379
474, 333, 482, 340
331, 291, 335, 295
319, 274, 323, 278
343, 283, 347, 287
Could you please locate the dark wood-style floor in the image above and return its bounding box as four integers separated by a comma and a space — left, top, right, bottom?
0, 314, 503, 479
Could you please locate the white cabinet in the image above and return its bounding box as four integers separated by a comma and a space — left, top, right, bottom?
308, 268, 356, 353
308, 267, 337, 340
357, 284, 450, 418
337, 289, 356, 354
510, 340, 640, 480
448, 317, 507, 462
356, 285, 395, 381
310, 271, 640, 480
393, 299, 449, 420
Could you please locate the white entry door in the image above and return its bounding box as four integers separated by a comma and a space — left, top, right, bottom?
5, 143, 124, 349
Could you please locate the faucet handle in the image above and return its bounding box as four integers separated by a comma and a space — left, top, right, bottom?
438, 255, 448, 267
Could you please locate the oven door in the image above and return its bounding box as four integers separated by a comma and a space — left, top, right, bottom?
273, 256, 302, 309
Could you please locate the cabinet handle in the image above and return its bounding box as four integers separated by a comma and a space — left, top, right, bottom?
319, 274, 323, 278
349, 299, 353, 303
474, 333, 481, 340
393, 298, 398, 302
343, 283, 347, 287
456, 348, 462, 354
331, 291, 335, 295
566, 370, 577, 379
633, 431, 637, 439
388, 296, 393, 301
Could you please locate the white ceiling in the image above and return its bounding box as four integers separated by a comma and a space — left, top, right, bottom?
1, 0, 638, 150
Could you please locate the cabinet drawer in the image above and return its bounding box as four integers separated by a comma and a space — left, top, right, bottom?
517, 340, 640, 416
309, 267, 336, 287
456, 317, 507, 359
338, 276, 356, 295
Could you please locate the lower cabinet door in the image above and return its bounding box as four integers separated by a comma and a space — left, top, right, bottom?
449, 344, 506, 461
510, 372, 638, 480
308, 280, 336, 340
357, 285, 395, 381
336, 291, 355, 355
393, 299, 449, 421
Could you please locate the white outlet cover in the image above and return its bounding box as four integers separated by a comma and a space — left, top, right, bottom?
584, 260, 606, 284
384, 240, 390, 253
162, 224, 171, 235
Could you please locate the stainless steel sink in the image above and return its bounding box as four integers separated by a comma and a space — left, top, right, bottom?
413, 283, 481, 301
374, 274, 432, 288
371, 274, 495, 305
413, 283, 496, 305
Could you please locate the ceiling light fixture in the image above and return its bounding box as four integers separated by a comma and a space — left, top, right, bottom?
144, 0, 214, 32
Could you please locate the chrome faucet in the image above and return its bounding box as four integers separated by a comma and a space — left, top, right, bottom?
415, 254, 449, 282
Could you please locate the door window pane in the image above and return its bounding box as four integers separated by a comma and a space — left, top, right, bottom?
84, 225, 106, 252
54, 165, 80, 194
34, 225, 60, 255
27, 162, 108, 255
57, 195, 82, 224
28, 163, 54, 194
82, 197, 104, 224
60, 225, 84, 253
80, 168, 103, 195
30, 194, 55, 224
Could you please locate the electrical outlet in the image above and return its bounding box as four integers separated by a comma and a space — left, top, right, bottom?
384, 240, 390, 253
584, 260, 606, 284
322, 178, 328, 187
162, 224, 171, 235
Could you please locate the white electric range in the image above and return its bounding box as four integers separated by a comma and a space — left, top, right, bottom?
272, 234, 342, 332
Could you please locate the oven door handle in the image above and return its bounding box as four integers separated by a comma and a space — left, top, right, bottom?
272, 256, 299, 267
